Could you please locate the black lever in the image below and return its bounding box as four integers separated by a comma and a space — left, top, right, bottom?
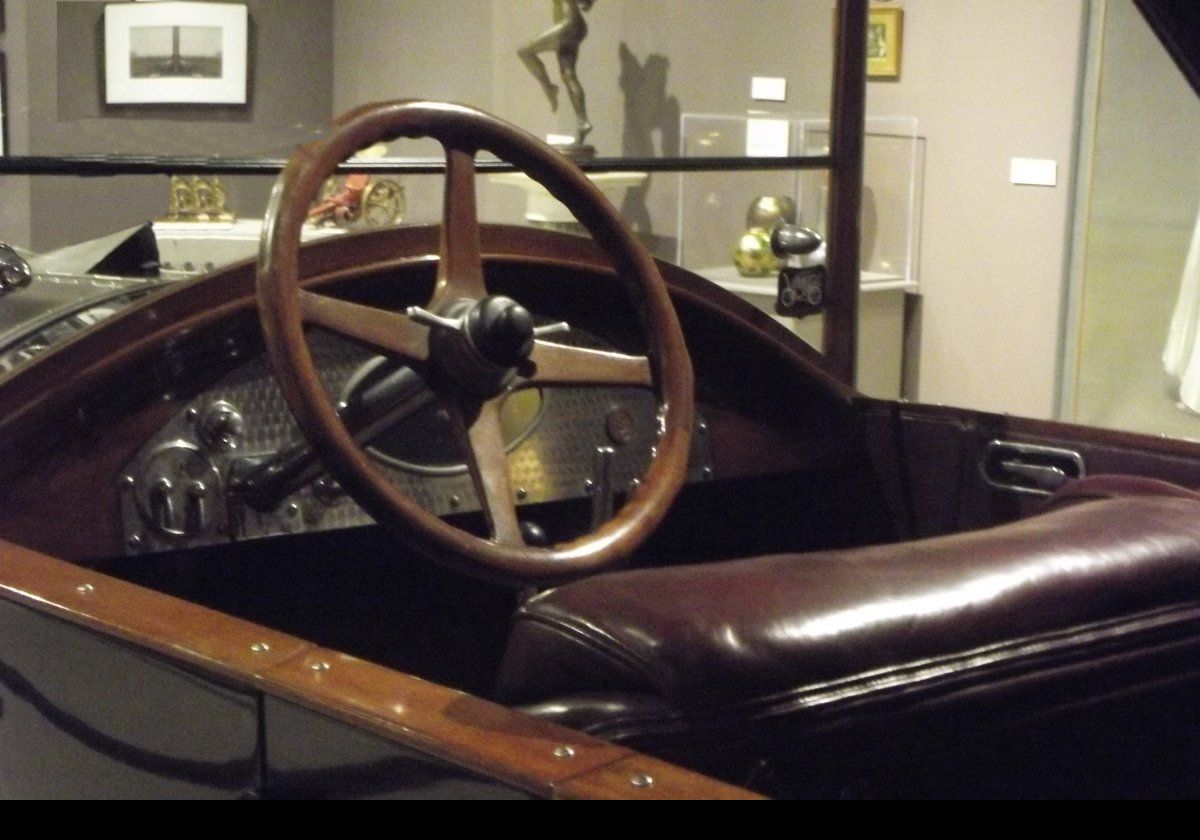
228, 363, 435, 512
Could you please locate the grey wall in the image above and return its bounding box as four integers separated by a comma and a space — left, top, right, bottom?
332, 0, 834, 254
332, 0, 499, 229
333, 0, 831, 148
26, 0, 335, 251
9, 0, 836, 257
486, 0, 832, 155
1084, 0, 1200, 229
0, 0, 32, 249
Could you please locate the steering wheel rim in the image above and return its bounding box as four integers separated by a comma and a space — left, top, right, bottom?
257, 100, 694, 584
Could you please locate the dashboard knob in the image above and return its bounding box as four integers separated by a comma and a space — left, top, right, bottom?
313, 476, 344, 505
519, 520, 550, 547
198, 401, 245, 452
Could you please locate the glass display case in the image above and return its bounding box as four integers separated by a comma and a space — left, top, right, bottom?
677, 113, 923, 397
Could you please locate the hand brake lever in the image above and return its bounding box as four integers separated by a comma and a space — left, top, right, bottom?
227, 364, 435, 512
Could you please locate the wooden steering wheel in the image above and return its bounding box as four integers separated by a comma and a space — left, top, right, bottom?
257, 101, 694, 583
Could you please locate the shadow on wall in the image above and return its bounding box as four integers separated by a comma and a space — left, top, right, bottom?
618, 43, 679, 259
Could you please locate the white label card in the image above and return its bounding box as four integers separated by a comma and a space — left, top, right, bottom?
746, 119, 790, 157
1010, 158, 1058, 187
751, 77, 788, 102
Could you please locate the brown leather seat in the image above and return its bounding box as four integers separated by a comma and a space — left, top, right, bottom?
495, 477, 1200, 794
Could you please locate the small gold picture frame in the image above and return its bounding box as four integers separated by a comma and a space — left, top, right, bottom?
867, 7, 903, 80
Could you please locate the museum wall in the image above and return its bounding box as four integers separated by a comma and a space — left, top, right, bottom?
21, 0, 335, 251
866, 0, 1087, 419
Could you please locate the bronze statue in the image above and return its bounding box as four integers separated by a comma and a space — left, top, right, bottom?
518, 0, 596, 152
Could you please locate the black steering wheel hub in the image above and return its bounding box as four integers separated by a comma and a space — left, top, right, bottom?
422, 296, 538, 396
465, 296, 535, 368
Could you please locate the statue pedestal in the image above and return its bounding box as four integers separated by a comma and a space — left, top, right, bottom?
490, 171, 648, 232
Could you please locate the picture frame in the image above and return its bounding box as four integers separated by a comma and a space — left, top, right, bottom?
867, 6, 903, 80
104, 2, 248, 105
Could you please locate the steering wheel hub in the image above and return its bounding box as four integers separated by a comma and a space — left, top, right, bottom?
465, 296, 535, 368
422, 296, 532, 397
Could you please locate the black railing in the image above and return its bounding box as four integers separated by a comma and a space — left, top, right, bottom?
0, 154, 834, 177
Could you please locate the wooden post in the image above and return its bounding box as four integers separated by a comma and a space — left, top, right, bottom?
822, 0, 867, 387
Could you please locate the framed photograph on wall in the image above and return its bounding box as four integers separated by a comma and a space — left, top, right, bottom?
104, 2, 248, 105
867, 6, 903, 80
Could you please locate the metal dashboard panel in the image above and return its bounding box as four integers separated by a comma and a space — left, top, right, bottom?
119, 329, 711, 555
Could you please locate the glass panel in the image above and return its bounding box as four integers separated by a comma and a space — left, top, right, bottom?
1070, 1, 1200, 438
797, 116, 921, 287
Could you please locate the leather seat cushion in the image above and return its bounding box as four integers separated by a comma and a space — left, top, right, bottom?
496, 477, 1200, 712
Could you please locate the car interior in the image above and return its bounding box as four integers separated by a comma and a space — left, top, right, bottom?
4, 0, 1200, 799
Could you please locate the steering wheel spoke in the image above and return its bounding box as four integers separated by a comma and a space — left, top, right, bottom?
519, 340, 652, 388
447, 396, 524, 547
298, 290, 431, 363
432, 146, 488, 307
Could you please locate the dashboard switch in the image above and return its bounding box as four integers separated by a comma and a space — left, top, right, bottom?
185, 480, 211, 533
133, 441, 221, 541
150, 477, 177, 532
